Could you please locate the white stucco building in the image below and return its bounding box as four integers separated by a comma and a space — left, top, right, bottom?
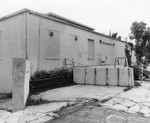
0, 9, 125, 92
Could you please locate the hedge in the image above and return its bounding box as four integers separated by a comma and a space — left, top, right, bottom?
30, 67, 74, 94
132, 65, 141, 80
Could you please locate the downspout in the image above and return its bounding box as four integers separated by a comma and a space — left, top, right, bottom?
77, 36, 79, 66
37, 17, 42, 70
112, 43, 115, 64
25, 11, 28, 59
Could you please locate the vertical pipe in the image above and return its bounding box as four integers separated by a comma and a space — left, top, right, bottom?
25, 12, 28, 59
38, 17, 42, 70
77, 36, 79, 66
113, 44, 115, 65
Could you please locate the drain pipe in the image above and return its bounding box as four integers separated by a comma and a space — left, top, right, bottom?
25, 11, 29, 59
37, 17, 42, 70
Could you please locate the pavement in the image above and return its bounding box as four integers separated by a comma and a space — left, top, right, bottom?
1, 80, 150, 122
101, 80, 150, 117
50, 101, 150, 123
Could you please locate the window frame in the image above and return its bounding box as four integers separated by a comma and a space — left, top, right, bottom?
88, 39, 95, 60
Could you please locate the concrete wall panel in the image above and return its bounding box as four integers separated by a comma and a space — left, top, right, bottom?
96, 68, 106, 85
74, 67, 134, 87
119, 68, 129, 86
74, 67, 86, 84
128, 68, 134, 87
87, 67, 95, 85
108, 68, 118, 86
12, 58, 30, 112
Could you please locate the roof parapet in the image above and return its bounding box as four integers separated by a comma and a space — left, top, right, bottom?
46, 12, 95, 31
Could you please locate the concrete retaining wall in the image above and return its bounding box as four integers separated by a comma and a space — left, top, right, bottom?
107, 68, 118, 86
73, 67, 86, 84
96, 68, 106, 85
87, 67, 95, 85
12, 58, 30, 112
74, 66, 134, 87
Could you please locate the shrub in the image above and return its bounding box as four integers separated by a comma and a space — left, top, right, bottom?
30, 68, 72, 81
132, 65, 141, 80
30, 67, 74, 94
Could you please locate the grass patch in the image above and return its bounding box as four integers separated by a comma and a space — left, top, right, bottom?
137, 112, 144, 117
134, 81, 141, 87
101, 98, 111, 103
123, 86, 132, 91
26, 97, 50, 106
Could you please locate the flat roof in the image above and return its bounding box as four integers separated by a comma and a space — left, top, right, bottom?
0, 8, 125, 43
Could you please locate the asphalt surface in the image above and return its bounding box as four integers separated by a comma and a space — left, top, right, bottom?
48, 101, 150, 123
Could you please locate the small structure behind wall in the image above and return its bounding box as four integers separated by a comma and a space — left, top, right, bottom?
12, 58, 30, 112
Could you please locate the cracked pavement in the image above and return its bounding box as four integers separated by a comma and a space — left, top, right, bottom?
50, 101, 150, 123
101, 80, 150, 117
1, 80, 150, 122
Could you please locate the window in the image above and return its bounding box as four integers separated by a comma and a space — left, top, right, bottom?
45, 30, 60, 60
88, 39, 94, 60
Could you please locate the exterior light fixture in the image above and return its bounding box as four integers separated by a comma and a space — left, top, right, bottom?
49, 31, 54, 37
99, 40, 102, 43
75, 36, 78, 41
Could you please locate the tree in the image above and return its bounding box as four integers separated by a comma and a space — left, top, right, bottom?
111, 32, 122, 40
117, 36, 121, 40
130, 21, 150, 66
112, 33, 118, 38
125, 42, 134, 67
130, 21, 147, 42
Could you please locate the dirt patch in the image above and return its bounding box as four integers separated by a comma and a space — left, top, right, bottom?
48, 100, 150, 123
134, 81, 142, 87
123, 86, 132, 91
26, 97, 50, 106
52, 99, 98, 120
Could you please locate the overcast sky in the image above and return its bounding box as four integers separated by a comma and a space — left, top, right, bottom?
0, 0, 150, 40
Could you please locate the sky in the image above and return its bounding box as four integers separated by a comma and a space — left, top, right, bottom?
0, 0, 150, 40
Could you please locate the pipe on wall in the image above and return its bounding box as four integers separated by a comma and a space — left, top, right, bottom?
37, 17, 42, 70
25, 12, 28, 59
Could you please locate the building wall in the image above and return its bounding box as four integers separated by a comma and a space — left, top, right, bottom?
0, 11, 125, 92
0, 13, 26, 92
27, 13, 125, 73
114, 40, 125, 58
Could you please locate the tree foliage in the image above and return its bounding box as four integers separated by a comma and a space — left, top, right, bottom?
125, 42, 134, 67
130, 21, 150, 66
111, 32, 122, 40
